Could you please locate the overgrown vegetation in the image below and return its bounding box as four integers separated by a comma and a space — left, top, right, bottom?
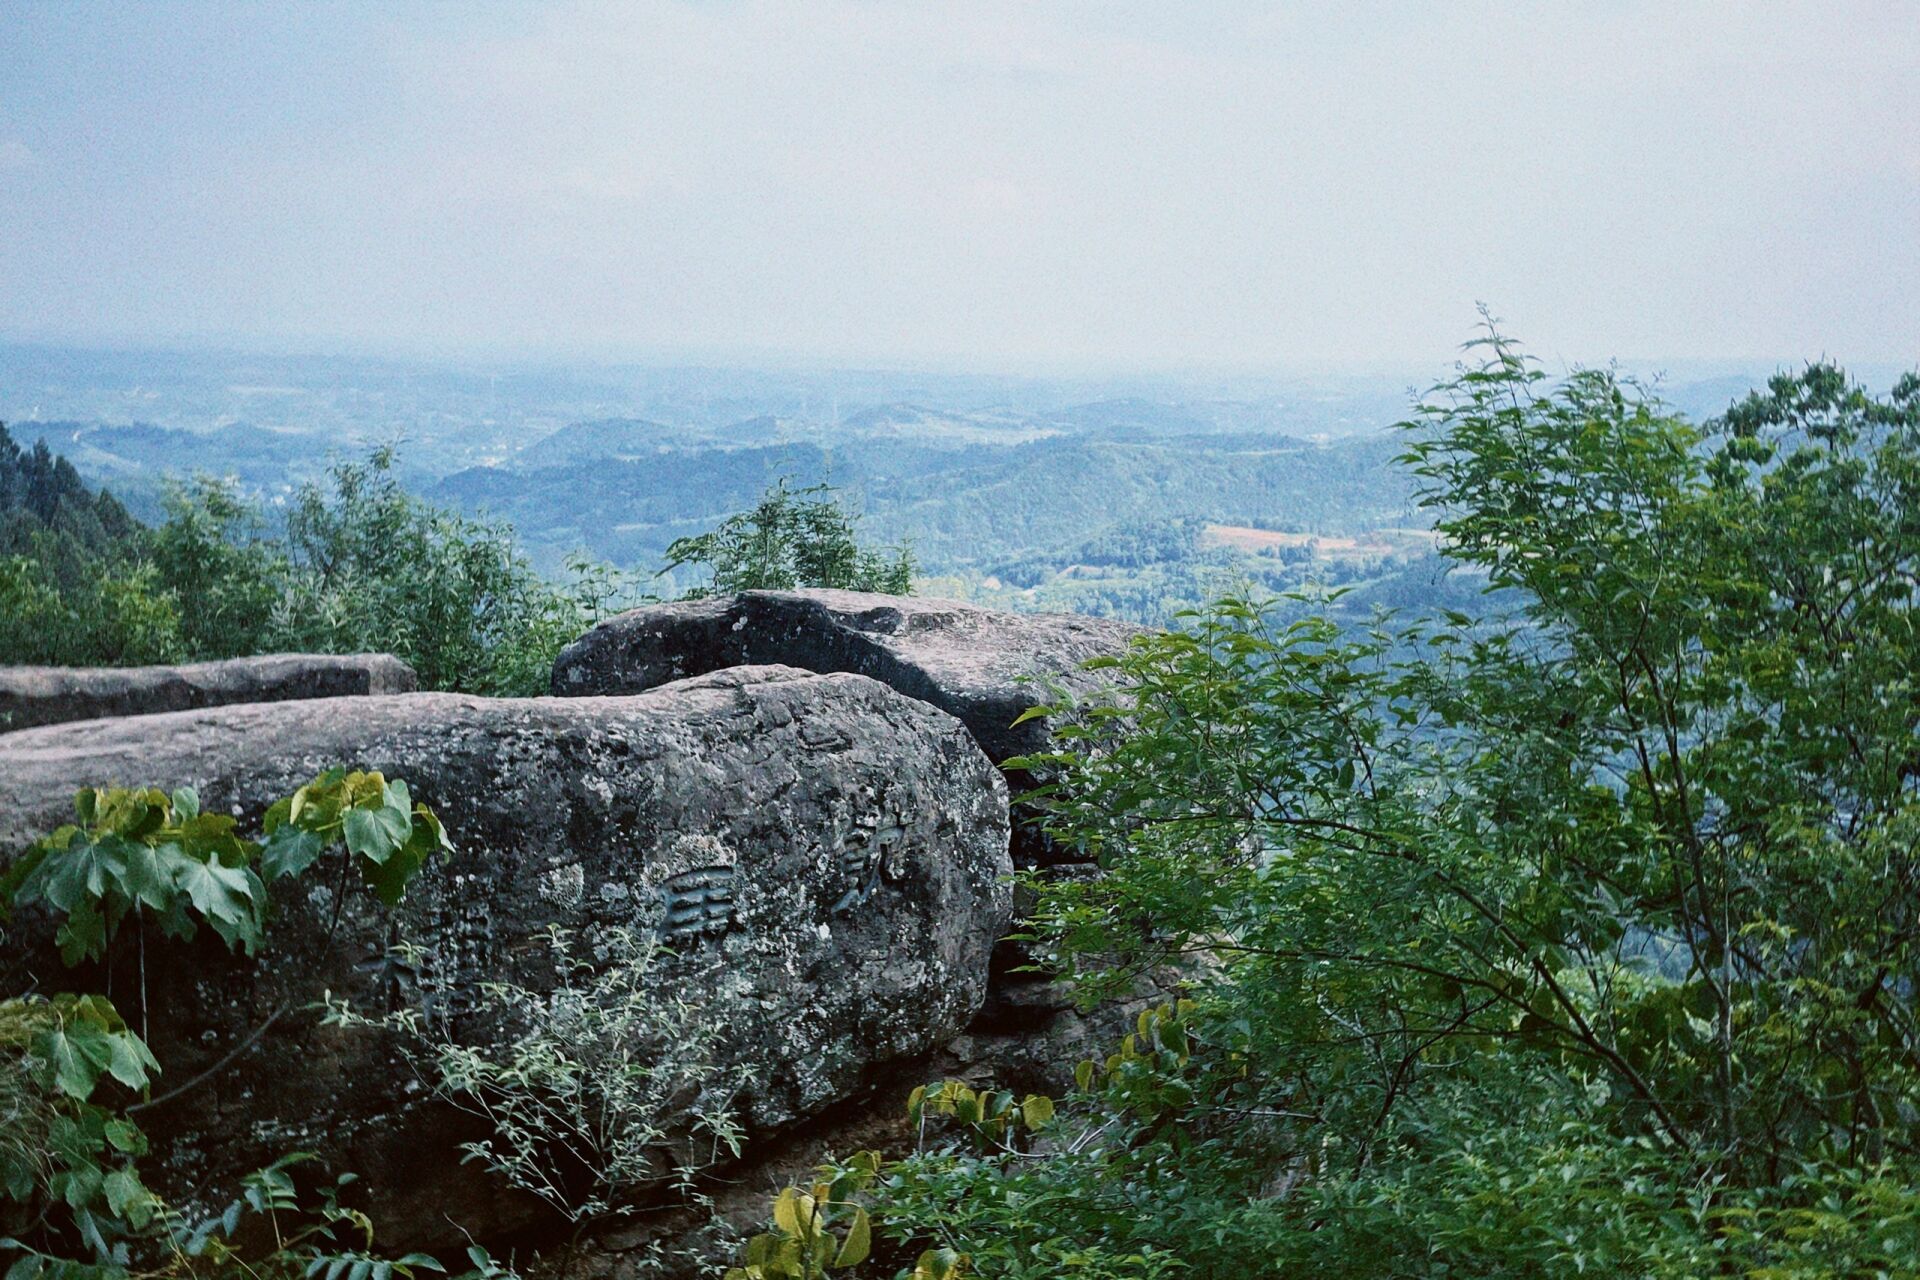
17, 333, 1920, 1275
736, 337, 1920, 1277
0, 771, 457, 1277
327, 926, 748, 1239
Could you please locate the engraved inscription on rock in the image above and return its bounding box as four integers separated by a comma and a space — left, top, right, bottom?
657, 865, 737, 944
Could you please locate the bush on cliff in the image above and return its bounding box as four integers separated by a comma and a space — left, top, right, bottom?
664, 478, 912, 598
739, 337, 1920, 1277
0, 771, 455, 1278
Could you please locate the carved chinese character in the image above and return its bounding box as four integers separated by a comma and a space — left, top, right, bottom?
833, 844, 881, 915
657, 865, 736, 944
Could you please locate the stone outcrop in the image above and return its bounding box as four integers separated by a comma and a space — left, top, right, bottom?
0, 667, 1011, 1248
550, 590, 1142, 864
0, 652, 418, 733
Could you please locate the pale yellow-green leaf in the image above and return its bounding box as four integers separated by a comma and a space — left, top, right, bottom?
833, 1206, 871, 1269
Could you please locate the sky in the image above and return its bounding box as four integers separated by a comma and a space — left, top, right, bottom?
1, 1, 1916, 372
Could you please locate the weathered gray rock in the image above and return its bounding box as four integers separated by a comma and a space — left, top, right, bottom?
0, 667, 1010, 1248
550, 590, 1142, 863
0, 652, 418, 733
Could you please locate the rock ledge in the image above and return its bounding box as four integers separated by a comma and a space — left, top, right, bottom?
0, 652, 418, 732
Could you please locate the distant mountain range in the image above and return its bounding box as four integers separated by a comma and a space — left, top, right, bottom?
7, 340, 1893, 623
431, 428, 1417, 575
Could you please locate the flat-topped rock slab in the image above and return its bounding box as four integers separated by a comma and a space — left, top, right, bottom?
0, 652, 418, 732
551, 590, 1141, 862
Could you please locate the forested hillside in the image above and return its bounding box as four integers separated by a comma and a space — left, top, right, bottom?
1, 426, 142, 559
0, 429, 617, 690
428, 429, 1418, 616
10, 343, 1827, 627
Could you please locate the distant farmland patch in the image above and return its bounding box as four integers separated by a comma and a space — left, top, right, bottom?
1202, 523, 1437, 561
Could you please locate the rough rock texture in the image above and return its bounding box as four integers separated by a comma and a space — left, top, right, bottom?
549, 590, 1142, 865
0, 652, 418, 733
0, 667, 1010, 1249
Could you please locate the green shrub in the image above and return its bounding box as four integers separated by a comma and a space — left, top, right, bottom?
734, 336, 1920, 1277
665, 479, 912, 597
0, 772, 455, 1278
327, 925, 748, 1231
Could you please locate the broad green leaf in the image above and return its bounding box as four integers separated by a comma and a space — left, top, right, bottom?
103, 1026, 160, 1091
102, 1118, 146, 1154
171, 857, 262, 953
344, 804, 410, 864
833, 1206, 871, 1269
360, 840, 427, 907
260, 826, 326, 881
36, 1020, 116, 1100
102, 1166, 146, 1219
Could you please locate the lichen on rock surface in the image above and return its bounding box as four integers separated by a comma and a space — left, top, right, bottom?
0, 664, 1010, 1248
0, 651, 419, 732
550, 589, 1142, 865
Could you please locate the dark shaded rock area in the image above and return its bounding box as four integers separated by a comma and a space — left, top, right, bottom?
0, 667, 1011, 1251
0, 652, 418, 733
550, 589, 1142, 865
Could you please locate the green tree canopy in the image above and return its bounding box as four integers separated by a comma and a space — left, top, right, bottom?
664, 478, 912, 597
806, 337, 1920, 1278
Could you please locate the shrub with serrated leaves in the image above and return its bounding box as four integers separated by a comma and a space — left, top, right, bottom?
745, 337, 1920, 1278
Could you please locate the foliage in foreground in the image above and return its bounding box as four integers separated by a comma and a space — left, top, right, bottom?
0, 772, 463, 1278
736, 341, 1920, 1277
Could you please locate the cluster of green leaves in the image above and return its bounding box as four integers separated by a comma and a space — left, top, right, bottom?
0, 772, 447, 967
0, 433, 638, 695
1, 992, 160, 1264
0, 772, 457, 1279
906, 1079, 1055, 1150
664, 478, 912, 597
726, 1171, 877, 1280
728, 1153, 974, 1280
764, 336, 1920, 1277
141, 448, 640, 695
1, 1016, 448, 1280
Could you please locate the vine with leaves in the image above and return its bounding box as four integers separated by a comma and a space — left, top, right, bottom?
0, 768, 479, 1279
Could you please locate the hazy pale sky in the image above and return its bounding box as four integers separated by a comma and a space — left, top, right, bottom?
1, 1, 1916, 370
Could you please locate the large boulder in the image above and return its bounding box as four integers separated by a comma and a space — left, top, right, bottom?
550, 590, 1142, 864
0, 652, 418, 733
0, 667, 1010, 1248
